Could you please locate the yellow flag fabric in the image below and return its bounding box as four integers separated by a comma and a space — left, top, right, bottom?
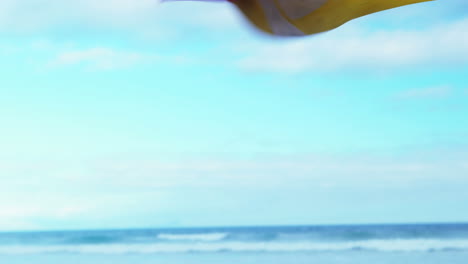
231, 0, 433, 36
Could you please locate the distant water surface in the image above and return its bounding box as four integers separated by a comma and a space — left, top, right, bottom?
1, 223, 467, 264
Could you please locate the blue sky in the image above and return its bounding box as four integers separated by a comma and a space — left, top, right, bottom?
0, 0, 467, 231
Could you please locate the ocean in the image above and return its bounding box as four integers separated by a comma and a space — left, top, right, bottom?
1, 223, 468, 264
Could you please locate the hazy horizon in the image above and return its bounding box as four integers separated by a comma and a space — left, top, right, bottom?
2, 221, 468, 234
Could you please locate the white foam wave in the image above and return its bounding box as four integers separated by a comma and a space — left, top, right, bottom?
1, 239, 468, 255
156, 233, 228, 242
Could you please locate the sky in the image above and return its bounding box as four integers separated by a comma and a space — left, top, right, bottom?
0, 0, 467, 231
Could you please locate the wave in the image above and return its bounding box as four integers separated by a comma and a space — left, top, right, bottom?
1, 239, 468, 255
156, 233, 228, 242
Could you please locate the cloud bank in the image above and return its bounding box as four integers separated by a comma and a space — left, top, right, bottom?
1, 147, 468, 230
238, 18, 468, 73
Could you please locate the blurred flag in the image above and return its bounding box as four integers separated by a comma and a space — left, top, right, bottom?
166, 0, 433, 36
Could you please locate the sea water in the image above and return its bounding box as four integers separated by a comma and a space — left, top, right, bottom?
1, 224, 468, 264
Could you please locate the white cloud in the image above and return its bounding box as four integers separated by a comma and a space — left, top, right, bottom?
0, 204, 87, 219
2, 39, 198, 70
0, 0, 239, 40
45, 45, 200, 70
395, 85, 453, 99
0, 0, 159, 31
0, 199, 94, 231
237, 18, 468, 73
50, 47, 153, 70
